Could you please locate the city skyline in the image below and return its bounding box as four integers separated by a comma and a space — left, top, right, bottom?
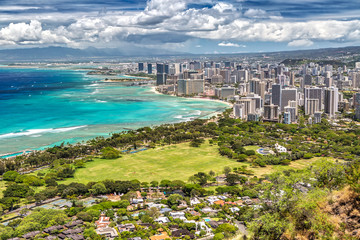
0, 0, 359, 54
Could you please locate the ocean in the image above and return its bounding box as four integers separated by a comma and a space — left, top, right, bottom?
0, 67, 228, 155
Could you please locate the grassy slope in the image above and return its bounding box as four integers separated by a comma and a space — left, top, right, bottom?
60, 142, 337, 185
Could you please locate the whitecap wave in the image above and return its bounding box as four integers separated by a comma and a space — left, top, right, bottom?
0, 126, 87, 139
91, 89, 99, 95
96, 100, 107, 103
192, 110, 202, 116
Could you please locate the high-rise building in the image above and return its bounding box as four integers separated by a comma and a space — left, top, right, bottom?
138, 62, 144, 72
283, 112, 291, 124
281, 88, 297, 111
354, 92, 360, 120
177, 79, 204, 95
147, 63, 152, 74
211, 75, 224, 84
233, 103, 244, 119
156, 63, 164, 74
249, 79, 259, 94
220, 87, 236, 99
314, 112, 322, 123
351, 72, 360, 88
271, 84, 282, 107
156, 73, 167, 85
304, 87, 323, 111
290, 72, 295, 86
243, 94, 262, 109
220, 70, 231, 83
164, 64, 169, 74
305, 99, 319, 116
237, 99, 256, 118
324, 87, 339, 118
325, 77, 333, 87
284, 106, 297, 123
263, 104, 279, 122
304, 74, 312, 86
264, 93, 272, 105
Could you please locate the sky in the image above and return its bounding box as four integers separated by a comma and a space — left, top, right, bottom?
0, 0, 359, 54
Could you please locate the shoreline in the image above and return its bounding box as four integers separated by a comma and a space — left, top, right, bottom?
149, 86, 233, 108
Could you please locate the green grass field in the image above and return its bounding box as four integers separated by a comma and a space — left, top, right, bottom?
61, 141, 247, 184
60, 142, 339, 185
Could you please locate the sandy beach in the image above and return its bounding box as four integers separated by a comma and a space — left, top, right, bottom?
149, 86, 233, 108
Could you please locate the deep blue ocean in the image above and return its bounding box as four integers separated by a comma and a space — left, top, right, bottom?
0, 67, 227, 155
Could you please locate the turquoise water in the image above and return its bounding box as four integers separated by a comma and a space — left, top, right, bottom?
0, 151, 32, 159
117, 75, 148, 79
0, 67, 228, 155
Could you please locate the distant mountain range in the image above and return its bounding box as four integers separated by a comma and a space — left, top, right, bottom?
0, 46, 184, 62
0, 45, 359, 62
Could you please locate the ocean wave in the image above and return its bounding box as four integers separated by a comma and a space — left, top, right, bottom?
193, 110, 202, 116
96, 99, 107, 103
91, 89, 99, 95
0, 126, 87, 139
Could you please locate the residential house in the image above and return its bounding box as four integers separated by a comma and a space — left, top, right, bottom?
95, 227, 119, 239
190, 197, 201, 206
169, 211, 186, 220
95, 213, 111, 228
118, 223, 136, 233
22, 231, 41, 239
154, 217, 170, 223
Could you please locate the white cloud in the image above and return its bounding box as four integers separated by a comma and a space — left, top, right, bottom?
244, 9, 267, 18
213, 2, 235, 13
0, 0, 360, 49
288, 39, 314, 47
218, 42, 246, 47
0, 20, 71, 45
0, 6, 40, 11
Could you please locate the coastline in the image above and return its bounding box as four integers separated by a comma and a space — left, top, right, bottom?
149, 86, 233, 107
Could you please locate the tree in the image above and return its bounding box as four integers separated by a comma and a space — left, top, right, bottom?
215, 223, 237, 234
248, 213, 287, 240
34, 192, 47, 204
223, 166, 232, 176
213, 233, 224, 240
150, 181, 159, 187
15, 208, 68, 235
193, 172, 209, 186
76, 211, 93, 222
146, 207, 160, 218
190, 138, 204, 147
167, 194, 183, 207
311, 161, 345, 190
3, 184, 33, 198
0, 197, 20, 211
2, 171, 20, 182
101, 147, 120, 159
89, 183, 107, 195
225, 174, 241, 186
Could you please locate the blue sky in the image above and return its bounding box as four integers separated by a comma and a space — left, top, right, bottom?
0, 0, 359, 53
